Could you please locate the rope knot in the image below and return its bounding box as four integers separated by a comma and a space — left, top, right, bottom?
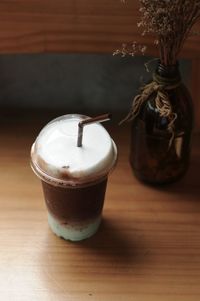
120, 73, 181, 148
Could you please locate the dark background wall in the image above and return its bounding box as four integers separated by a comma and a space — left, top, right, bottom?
0, 54, 191, 115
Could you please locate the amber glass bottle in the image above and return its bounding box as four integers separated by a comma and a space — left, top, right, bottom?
130, 62, 194, 185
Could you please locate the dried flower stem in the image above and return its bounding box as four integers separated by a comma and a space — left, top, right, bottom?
117, 0, 200, 64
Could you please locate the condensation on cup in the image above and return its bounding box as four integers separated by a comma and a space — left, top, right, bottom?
30, 114, 117, 241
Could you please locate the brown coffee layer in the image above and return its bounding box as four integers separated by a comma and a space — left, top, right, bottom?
41, 178, 107, 223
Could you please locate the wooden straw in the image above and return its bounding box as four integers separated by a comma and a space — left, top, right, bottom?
77, 113, 111, 147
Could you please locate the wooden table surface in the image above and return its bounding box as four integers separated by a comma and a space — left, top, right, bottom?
0, 112, 200, 301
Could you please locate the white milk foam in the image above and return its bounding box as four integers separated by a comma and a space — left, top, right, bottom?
35, 117, 114, 180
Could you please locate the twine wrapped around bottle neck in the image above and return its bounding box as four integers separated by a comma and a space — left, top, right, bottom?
120, 71, 182, 148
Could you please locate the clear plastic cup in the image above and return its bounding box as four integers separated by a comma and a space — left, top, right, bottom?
30, 114, 117, 241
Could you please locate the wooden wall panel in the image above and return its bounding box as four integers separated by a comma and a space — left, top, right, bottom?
0, 0, 199, 56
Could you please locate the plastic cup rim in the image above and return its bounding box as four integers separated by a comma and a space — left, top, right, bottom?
30, 139, 117, 189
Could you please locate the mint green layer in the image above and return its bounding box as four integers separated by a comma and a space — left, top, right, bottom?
47, 213, 101, 241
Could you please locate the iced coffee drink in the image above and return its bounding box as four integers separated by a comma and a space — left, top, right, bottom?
30, 114, 117, 241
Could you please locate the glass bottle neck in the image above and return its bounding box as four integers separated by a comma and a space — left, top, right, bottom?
155, 62, 181, 81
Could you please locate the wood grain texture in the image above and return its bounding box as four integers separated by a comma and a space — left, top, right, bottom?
0, 0, 199, 56
0, 113, 200, 301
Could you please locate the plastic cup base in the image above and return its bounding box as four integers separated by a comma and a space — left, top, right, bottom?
47, 213, 101, 242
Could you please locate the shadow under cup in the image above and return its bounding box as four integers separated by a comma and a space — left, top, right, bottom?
41, 177, 108, 241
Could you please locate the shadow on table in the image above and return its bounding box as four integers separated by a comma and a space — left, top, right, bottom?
39, 217, 150, 296
152, 155, 200, 201
40, 217, 150, 283
78, 217, 149, 267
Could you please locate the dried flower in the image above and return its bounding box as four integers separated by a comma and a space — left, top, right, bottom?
116, 0, 200, 65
